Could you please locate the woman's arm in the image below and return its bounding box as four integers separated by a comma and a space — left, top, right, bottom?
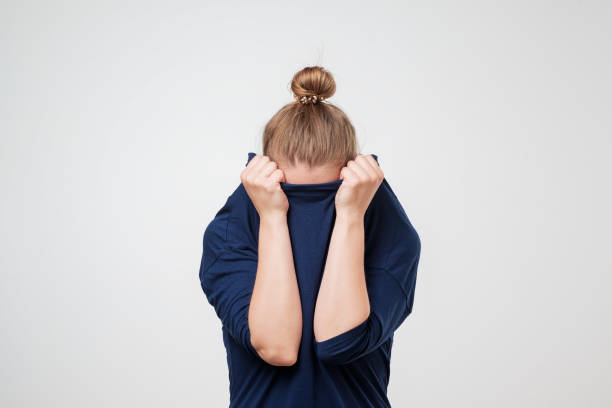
242, 155, 302, 366
314, 211, 369, 341
250, 212, 301, 365
314, 154, 384, 342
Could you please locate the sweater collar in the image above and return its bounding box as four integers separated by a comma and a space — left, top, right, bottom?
245, 152, 379, 197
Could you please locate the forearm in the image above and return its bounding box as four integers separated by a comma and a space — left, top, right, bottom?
314, 212, 369, 342
249, 212, 302, 365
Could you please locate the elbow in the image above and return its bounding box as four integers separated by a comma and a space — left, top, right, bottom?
249, 324, 301, 366
250, 331, 299, 366
255, 346, 298, 366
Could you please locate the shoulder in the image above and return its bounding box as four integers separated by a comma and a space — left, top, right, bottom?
202, 183, 258, 260
366, 178, 420, 244
364, 178, 421, 278
383, 178, 420, 251
227, 183, 256, 220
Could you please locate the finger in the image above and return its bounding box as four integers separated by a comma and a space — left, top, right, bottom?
251, 155, 271, 175
243, 154, 264, 182
339, 166, 358, 186
245, 154, 265, 172
269, 168, 285, 184
260, 161, 279, 179
339, 166, 349, 180
246, 154, 259, 170
347, 157, 368, 181
242, 154, 259, 181
369, 154, 384, 179
357, 154, 383, 179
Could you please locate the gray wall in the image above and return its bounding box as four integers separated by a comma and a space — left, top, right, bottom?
1, 1, 610, 407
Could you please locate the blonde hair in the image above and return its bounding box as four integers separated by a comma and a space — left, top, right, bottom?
262, 66, 359, 168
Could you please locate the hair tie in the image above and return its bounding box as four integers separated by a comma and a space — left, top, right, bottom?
295, 94, 325, 105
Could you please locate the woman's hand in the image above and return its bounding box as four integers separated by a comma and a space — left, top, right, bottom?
240, 154, 289, 218
335, 154, 384, 219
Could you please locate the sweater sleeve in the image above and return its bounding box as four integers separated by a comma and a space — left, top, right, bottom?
314, 179, 421, 365
313, 262, 419, 365
198, 192, 262, 360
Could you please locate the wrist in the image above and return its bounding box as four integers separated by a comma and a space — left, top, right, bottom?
335, 209, 364, 224
259, 210, 288, 225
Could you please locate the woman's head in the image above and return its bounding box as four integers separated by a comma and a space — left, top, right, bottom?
262, 66, 358, 181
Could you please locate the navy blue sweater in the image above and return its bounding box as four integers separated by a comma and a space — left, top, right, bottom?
199, 152, 421, 407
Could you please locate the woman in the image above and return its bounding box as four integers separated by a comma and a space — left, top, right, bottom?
199, 66, 421, 407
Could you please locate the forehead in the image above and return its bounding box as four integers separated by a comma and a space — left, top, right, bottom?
274, 156, 342, 184
274, 154, 342, 169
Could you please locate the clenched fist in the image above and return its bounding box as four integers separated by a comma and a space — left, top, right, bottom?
240, 154, 289, 218
335, 154, 384, 219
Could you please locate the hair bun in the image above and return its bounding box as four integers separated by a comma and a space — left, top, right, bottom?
290, 66, 336, 104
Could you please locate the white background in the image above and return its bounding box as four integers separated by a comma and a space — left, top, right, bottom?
2, 1, 611, 407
